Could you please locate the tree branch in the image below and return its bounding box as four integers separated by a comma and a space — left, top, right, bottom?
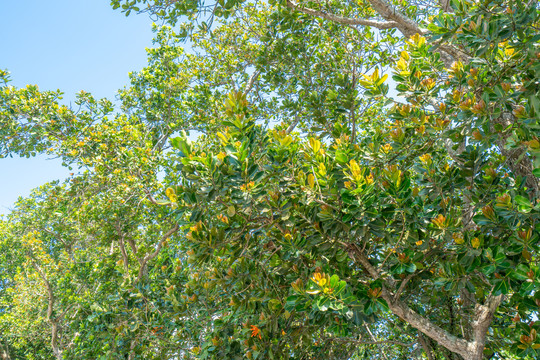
467, 294, 504, 359
144, 189, 160, 205
345, 244, 472, 358
126, 236, 142, 264
115, 222, 130, 273
394, 273, 415, 302
286, 0, 400, 30
382, 289, 471, 358
286, 113, 301, 134
244, 69, 260, 95
136, 224, 179, 283
438, 0, 453, 12
32, 261, 62, 360
365, 0, 424, 37
364, 324, 390, 360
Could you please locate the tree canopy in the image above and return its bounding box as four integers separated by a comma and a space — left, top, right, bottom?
1, 0, 540, 359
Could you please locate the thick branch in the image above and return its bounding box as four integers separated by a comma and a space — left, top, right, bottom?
0, 339, 11, 360
381, 288, 471, 358
244, 70, 260, 95
365, 0, 424, 37
366, 0, 469, 64
286, 0, 400, 30
136, 224, 179, 283
466, 294, 504, 359
346, 245, 472, 358
286, 113, 301, 134
438, 0, 453, 12
287, 0, 467, 67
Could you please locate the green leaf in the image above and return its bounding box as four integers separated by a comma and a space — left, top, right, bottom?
316, 296, 330, 311
334, 281, 347, 296
493, 279, 510, 295
515, 195, 531, 207
510, 264, 530, 281
529, 95, 540, 117
329, 274, 339, 289
515, 195, 532, 212
170, 133, 193, 156
335, 150, 348, 164
268, 299, 282, 311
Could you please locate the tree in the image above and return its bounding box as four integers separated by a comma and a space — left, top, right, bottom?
1, 0, 539, 359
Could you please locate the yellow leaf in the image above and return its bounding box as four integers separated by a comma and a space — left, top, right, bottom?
432, 214, 446, 228
318, 162, 326, 176
348, 159, 363, 181
377, 73, 388, 86
410, 33, 426, 47
401, 51, 410, 61
365, 173, 374, 185
419, 153, 432, 165
309, 137, 321, 154
471, 237, 480, 249
307, 173, 315, 188
165, 187, 175, 198
372, 67, 379, 80
505, 47, 515, 56
358, 80, 372, 87
396, 58, 408, 71
525, 139, 540, 150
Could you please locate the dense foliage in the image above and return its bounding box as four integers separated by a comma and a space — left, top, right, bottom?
1, 0, 540, 359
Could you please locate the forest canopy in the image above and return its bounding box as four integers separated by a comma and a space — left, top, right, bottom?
1, 0, 540, 359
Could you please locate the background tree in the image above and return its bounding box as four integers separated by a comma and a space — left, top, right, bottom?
0, 0, 539, 359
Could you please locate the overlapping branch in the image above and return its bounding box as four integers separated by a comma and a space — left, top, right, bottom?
345, 243, 500, 359
286, 0, 469, 65
365, 0, 425, 36
286, 0, 400, 30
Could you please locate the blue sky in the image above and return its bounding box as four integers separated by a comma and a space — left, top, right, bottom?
0, 0, 155, 215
